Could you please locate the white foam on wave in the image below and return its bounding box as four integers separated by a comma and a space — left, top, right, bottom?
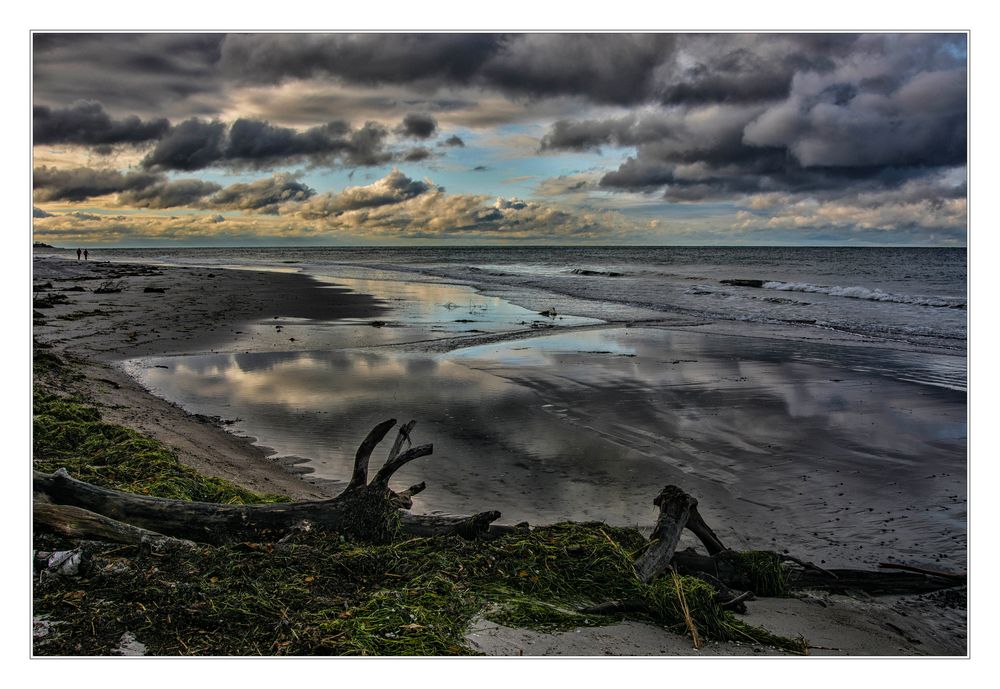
762, 281, 965, 309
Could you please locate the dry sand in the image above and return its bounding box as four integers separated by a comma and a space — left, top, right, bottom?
31, 254, 967, 656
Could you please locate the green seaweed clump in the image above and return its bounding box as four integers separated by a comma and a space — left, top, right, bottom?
32, 391, 286, 505
726, 550, 791, 597
642, 574, 801, 651
32, 522, 807, 656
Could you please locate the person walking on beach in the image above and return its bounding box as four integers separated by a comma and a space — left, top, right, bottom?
83, 249, 89, 261
76, 248, 81, 260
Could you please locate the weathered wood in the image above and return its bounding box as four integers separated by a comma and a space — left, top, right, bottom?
669, 548, 964, 595
685, 504, 729, 555
789, 567, 965, 595
371, 444, 434, 487
390, 482, 426, 509
347, 418, 397, 491
634, 485, 698, 583
397, 511, 502, 538
35, 468, 353, 543
385, 420, 417, 466
33, 499, 195, 550
32, 419, 496, 544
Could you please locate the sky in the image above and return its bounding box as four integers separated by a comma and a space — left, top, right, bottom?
30, 33, 968, 247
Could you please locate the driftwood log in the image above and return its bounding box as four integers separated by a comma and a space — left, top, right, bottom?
33, 419, 964, 599
33, 419, 503, 544
629, 484, 965, 596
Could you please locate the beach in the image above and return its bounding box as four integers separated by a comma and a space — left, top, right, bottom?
31, 251, 967, 655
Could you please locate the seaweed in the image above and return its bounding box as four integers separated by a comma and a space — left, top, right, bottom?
33, 523, 807, 656
725, 550, 791, 597
33, 391, 286, 505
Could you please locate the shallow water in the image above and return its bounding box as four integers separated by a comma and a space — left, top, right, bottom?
125, 325, 966, 569
72, 245, 968, 350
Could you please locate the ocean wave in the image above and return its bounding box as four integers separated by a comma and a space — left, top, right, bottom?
762, 281, 966, 309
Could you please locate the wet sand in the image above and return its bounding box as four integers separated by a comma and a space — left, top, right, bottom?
32, 253, 968, 655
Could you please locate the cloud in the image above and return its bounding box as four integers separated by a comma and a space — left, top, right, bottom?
480, 34, 676, 105
403, 147, 433, 162
396, 113, 437, 139
33, 34, 227, 118
539, 38, 966, 205
298, 169, 435, 217
118, 178, 223, 209
206, 173, 316, 213
34, 33, 968, 123
30, 33, 968, 245
535, 174, 600, 196
219, 34, 502, 87
33, 101, 170, 146
33, 165, 161, 202
33, 206, 53, 218
344, 122, 393, 166
742, 68, 966, 168
140, 118, 228, 171
32, 165, 314, 212
140, 117, 392, 171
32, 165, 965, 246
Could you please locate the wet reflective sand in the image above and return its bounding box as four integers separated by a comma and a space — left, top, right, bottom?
126, 324, 965, 569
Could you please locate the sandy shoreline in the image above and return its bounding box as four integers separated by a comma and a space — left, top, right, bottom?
31, 253, 967, 655
32, 255, 375, 500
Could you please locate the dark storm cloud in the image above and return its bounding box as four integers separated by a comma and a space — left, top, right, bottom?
33, 101, 170, 146
33, 165, 161, 202
219, 34, 502, 86
33, 34, 226, 116
743, 68, 967, 169
441, 135, 465, 147
538, 34, 967, 201
33, 206, 53, 218
480, 34, 676, 105
140, 118, 227, 171
216, 34, 678, 106
344, 122, 393, 167
396, 113, 438, 139
213, 33, 953, 108
540, 116, 649, 151
34, 33, 969, 118
140, 118, 392, 171
117, 178, 223, 209
655, 34, 854, 106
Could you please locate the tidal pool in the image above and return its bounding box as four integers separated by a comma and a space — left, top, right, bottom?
124, 326, 966, 568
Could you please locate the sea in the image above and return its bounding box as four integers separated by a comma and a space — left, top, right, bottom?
84, 246, 968, 354
43, 245, 967, 565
